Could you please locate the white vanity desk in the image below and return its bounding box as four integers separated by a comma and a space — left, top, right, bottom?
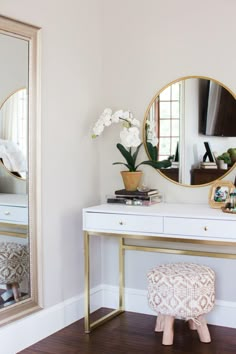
83, 202, 236, 332
0, 193, 28, 242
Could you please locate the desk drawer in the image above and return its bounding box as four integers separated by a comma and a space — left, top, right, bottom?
84, 212, 163, 234
0, 205, 28, 223
164, 217, 235, 240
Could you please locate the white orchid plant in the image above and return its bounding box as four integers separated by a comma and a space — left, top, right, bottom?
92, 108, 171, 172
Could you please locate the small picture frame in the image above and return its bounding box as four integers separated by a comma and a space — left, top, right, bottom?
208, 180, 234, 208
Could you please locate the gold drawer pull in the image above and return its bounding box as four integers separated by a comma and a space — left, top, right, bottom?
4, 211, 10, 215
204, 226, 208, 231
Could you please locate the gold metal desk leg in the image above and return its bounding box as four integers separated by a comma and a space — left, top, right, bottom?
84, 232, 125, 333
84, 231, 90, 333
119, 237, 124, 311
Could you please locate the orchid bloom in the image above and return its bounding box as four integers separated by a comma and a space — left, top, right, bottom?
92, 108, 171, 172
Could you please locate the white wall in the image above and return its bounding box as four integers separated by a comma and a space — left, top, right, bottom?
100, 0, 236, 201
0, 1, 103, 352
100, 0, 236, 304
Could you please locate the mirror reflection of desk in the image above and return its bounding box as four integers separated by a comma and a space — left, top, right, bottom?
191, 168, 230, 185
0, 193, 27, 235
0, 193, 28, 305
160, 168, 179, 182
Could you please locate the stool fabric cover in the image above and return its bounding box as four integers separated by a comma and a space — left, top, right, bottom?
0, 242, 29, 284
147, 263, 215, 320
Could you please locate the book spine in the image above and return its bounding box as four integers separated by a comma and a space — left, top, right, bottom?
115, 190, 157, 196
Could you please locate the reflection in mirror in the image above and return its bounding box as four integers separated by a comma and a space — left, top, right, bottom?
0, 88, 27, 179
144, 77, 236, 186
0, 31, 29, 311
0, 15, 41, 325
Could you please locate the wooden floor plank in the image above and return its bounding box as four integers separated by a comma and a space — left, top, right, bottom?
18, 309, 236, 354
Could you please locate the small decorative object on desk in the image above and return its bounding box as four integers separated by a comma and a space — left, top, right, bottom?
92, 108, 171, 191
137, 185, 150, 192
222, 188, 236, 214
208, 180, 234, 209
107, 195, 162, 206
107, 187, 162, 206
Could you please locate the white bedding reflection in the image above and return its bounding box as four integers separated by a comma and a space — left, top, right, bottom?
0, 139, 26, 175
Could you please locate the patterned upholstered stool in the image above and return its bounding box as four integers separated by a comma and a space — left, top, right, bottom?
147, 263, 215, 345
0, 242, 29, 302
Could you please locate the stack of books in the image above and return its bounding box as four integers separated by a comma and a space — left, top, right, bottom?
200, 161, 217, 169
107, 188, 162, 206
171, 161, 179, 168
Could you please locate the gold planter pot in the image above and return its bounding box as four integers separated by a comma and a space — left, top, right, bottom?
120, 171, 143, 191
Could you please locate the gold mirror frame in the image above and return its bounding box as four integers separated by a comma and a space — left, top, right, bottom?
143, 75, 236, 187
0, 15, 42, 325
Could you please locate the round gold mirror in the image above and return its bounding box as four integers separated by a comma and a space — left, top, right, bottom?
143, 76, 236, 186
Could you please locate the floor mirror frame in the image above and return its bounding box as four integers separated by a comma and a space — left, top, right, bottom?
0, 15, 42, 326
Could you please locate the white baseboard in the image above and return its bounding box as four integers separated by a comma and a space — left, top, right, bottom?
102, 284, 236, 329
0, 285, 103, 354
1, 284, 236, 354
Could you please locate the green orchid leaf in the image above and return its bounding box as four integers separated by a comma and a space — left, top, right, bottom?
146, 142, 158, 161
137, 159, 172, 169
132, 143, 143, 165
116, 143, 135, 170
112, 162, 134, 171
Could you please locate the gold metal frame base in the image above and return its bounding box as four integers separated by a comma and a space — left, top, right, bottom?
84, 230, 236, 333
85, 309, 124, 333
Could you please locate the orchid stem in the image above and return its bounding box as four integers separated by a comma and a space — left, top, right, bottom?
118, 117, 131, 126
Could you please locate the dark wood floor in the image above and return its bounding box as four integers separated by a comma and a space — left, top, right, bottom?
18, 309, 236, 354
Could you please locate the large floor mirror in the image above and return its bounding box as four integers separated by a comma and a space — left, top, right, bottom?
0, 15, 41, 325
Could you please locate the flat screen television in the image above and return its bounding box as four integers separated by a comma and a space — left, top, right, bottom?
199, 79, 236, 137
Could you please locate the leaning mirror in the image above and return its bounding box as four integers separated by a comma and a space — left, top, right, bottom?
144, 76, 236, 186
0, 16, 41, 325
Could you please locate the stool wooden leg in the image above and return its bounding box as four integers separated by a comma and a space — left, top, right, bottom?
195, 315, 211, 343
188, 319, 197, 330
162, 315, 175, 346
155, 314, 165, 332
11, 282, 21, 302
